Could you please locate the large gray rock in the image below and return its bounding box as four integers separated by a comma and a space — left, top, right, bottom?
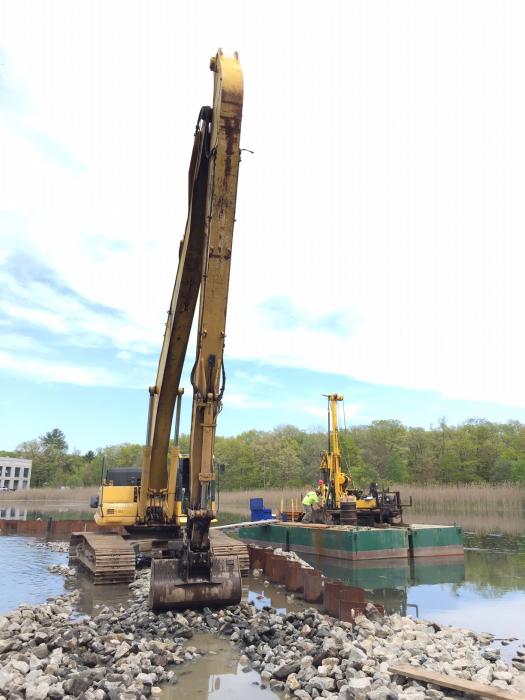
309, 676, 336, 691
273, 662, 300, 680
63, 672, 92, 695
25, 682, 50, 700
11, 659, 29, 674
347, 678, 371, 690
33, 644, 49, 660
47, 684, 65, 699
367, 686, 398, 700
344, 645, 367, 665
354, 616, 376, 635
294, 690, 312, 700
0, 670, 13, 690
114, 642, 131, 660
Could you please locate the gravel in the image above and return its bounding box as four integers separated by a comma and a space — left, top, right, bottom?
0, 561, 524, 699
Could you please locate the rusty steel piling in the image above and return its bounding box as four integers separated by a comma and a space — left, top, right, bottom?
285, 560, 304, 593
269, 554, 287, 584
303, 568, 323, 603
323, 578, 345, 616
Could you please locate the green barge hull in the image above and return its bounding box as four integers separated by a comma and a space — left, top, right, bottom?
238, 522, 463, 561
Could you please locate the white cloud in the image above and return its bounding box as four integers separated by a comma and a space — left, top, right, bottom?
300, 405, 327, 420
224, 393, 272, 410
232, 370, 280, 387
1, 1, 525, 407
299, 402, 361, 423
0, 350, 124, 387
0, 332, 48, 354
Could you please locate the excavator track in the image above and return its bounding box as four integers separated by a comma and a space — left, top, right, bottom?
69, 532, 135, 584
209, 530, 249, 575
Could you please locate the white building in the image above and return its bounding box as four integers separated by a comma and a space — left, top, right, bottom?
0, 457, 32, 490
0, 506, 27, 520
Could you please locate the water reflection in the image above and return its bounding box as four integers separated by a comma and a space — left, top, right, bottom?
406, 510, 525, 536
69, 577, 132, 616
0, 506, 27, 520
304, 532, 525, 661
27, 508, 92, 521
0, 536, 67, 613
162, 633, 279, 699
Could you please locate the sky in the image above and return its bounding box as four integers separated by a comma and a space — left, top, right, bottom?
1, 1, 525, 453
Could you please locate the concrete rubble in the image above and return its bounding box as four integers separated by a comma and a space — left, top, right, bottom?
26, 542, 70, 554
47, 565, 76, 577
0, 567, 524, 699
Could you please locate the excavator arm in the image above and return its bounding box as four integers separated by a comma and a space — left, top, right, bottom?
139, 52, 243, 530
72, 52, 245, 607
148, 51, 244, 609
187, 52, 243, 551
139, 107, 211, 512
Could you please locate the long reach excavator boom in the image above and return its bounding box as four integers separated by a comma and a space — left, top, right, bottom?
70, 50, 245, 610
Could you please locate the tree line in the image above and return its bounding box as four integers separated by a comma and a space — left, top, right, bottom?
3, 418, 525, 489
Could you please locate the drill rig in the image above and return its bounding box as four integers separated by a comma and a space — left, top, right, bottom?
319, 394, 404, 525
319, 394, 352, 510
70, 50, 245, 609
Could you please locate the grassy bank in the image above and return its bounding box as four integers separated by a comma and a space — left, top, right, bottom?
218, 482, 525, 515
0, 486, 96, 505
217, 483, 525, 534
3, 482, 523, 512
394, 482, 525, 515
2, 483, 523, 533
218, 488, 304, 516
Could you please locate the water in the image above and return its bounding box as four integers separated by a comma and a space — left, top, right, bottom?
0, 521, 524, 695
163, 633, 279, 699
0, 536, 68, 613
303, 531, 525, 661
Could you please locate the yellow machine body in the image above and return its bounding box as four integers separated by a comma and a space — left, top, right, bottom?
355, 497, 378, 510
94, 485, 138, 526
320, 394, 353, 509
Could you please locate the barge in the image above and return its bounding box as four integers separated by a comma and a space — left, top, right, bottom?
238, 522, 463, 561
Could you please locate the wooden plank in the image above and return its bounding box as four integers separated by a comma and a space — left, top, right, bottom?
388, 664, 525, 700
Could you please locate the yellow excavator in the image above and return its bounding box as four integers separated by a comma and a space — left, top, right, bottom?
319, 394, 404, 525
70, 50, 247, 609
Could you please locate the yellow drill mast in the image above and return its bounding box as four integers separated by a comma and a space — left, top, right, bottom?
320, 393, 351, 509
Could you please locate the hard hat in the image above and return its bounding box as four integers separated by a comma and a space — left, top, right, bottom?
318, 479, 324, 484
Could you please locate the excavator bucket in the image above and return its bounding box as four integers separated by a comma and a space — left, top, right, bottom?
149, 554, 242, 611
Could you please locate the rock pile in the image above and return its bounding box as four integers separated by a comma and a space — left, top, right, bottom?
206, 602, 525, 699
271, 548, 312, 567
26, 542, 70, 554
0, 565, 524, 700
0, 577, 201, 699
47, 565, 75, 577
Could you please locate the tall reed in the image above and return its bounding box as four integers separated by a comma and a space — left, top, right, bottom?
0, 487, 95, 505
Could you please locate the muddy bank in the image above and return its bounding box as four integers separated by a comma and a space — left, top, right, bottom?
0, 556, 524, 699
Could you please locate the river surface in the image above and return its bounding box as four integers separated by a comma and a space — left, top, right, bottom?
0, 519, 524, 695
302, 531, 525, 662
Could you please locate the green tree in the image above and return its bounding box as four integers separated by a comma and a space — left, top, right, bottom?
40, 428, 68, 452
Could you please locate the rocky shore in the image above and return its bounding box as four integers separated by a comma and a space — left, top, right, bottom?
0, 566, 524, 700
